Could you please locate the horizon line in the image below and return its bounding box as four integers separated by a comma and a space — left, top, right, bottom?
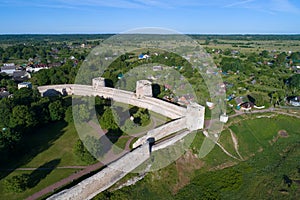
0, 32, 300, 36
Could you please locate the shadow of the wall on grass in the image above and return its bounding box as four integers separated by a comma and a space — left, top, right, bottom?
27, 159, 61, 188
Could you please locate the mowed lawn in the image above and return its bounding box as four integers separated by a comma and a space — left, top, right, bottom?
0, 121, 87, 200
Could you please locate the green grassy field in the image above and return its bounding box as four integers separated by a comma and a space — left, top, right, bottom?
0, 169, 77, 200
0, 121, 86, 200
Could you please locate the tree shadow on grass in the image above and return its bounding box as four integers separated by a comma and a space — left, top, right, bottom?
94, 128, 123, 158
0, 121, 67, 180
27, 159, 61, 188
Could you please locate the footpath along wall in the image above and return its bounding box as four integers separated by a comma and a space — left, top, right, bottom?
47, 144, 150, 200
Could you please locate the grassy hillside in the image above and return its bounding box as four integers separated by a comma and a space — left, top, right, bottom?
95, 114, 300, 200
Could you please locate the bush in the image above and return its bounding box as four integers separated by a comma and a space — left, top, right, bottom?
4, 174, 29, 193
64, 106, 73, 123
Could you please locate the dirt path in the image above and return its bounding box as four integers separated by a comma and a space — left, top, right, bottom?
228, 128, 244, 160
25, 161, 105, 200
215, 142, 241, 161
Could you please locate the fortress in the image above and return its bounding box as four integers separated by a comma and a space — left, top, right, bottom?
38, 77, 205, 200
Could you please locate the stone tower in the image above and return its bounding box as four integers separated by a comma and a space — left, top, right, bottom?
186, 102, 205, 131
92, 77, 105, 89
136, 80, 152, 98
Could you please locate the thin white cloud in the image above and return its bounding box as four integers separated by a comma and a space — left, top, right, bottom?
59, 0, 144, 8
223, 0, 299, 14
224, 0, 256, 8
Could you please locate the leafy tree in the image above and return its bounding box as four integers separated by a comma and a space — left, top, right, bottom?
13, 88, 36, 106
99, 107, 119, 130
2, 52, 9, 63
73, 139, 96, 164
290, 52, 300, 62
0, 98, 12, 129
83, 135, 103, 158
287, 74, 300, 89
31, 98, 51, 124
48, 100, 65, 121
64, 106, 73, 123
73, 104, 90, 122
247, 52, 259, 62
220, 57, 243, 73
247, 93, 270, 106
261, 50, 269, 58
133, 108, 150, 126
10, 105, 35, 129
276, 52, 287, 66
32, 69, 51, 86
5, 79, 17, 94
0, 128, 21, 153
4, 174, 29, 193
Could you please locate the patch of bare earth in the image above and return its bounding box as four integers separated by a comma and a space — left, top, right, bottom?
172, 150, 204, 194
269, 130, 289, 145
209, 161, 237, 171
257, 147, 264, 152
278, 130, 289, 138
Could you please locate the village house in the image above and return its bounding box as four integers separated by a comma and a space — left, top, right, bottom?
238, 102, 254, 111
1, 63, 16, 75
26, 63, 48, 73
13, 70, 31, 82
138, 54, 150, 59
0, 87, 10, 98
18, 82, 32, 90
220, 113, 229, 123
288, 96, 300, 107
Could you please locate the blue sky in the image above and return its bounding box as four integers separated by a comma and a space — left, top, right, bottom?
0, 0, 300, 34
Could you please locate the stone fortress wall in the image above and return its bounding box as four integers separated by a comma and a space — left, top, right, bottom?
38, 77, 205, 200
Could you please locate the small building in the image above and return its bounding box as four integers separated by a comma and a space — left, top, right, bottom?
0, 88, 9, 98
220, 113, 229, 123
117, 73, 124, 79
288, 96, 300, 107
206, 101, 215, 109
13, 70, 31, 82
226, 94, 235, 101
1, 63, 16, 75
18, 82, 32, 90
239, 102, 254, 111
138, 54, 150, 59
